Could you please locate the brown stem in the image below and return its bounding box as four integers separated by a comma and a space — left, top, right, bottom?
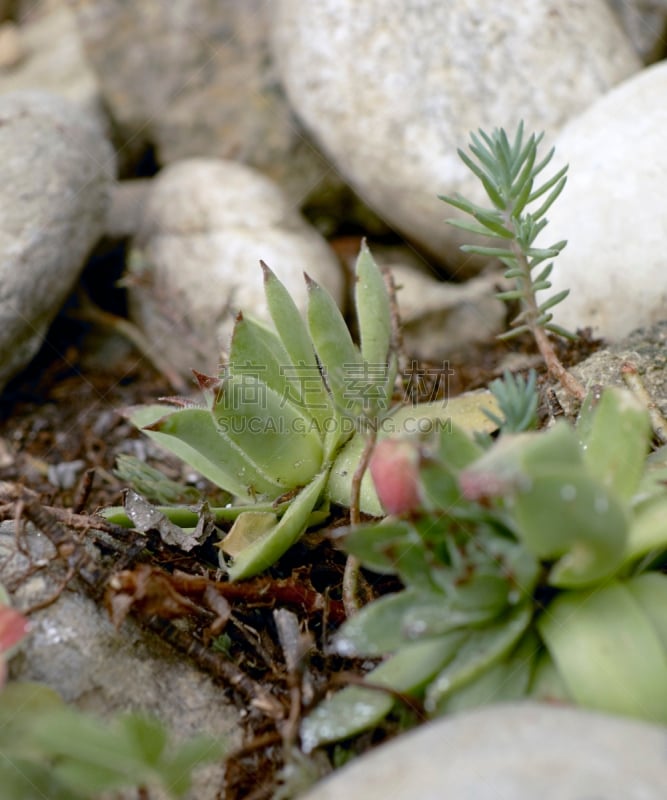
508, 238, 586, 402
532, 325, 585, 401
342, 427, 377, 617
621, 361, 667, 444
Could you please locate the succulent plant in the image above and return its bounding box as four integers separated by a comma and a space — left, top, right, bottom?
301, 382, 667, 749
105, 243, 499, 579
439, 122, 585, 401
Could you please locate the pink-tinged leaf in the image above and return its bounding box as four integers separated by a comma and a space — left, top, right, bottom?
458, 469, 512, 502
0, 604, 29, 657
1, 604, 29, 684
369, 438, 422, 515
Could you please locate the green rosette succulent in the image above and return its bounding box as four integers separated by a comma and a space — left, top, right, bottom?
105, 243, 498, 579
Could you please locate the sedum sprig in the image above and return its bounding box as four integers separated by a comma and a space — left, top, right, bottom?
440, 122, 585, 401
484, 369, 539, 433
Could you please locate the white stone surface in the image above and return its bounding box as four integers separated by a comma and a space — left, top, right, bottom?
373, 246, 505, 360
0, 90, 114, 392
128, 158, 345, 377
69, 0, 347, 210
302, 702, 667, 800
538, 61, 667, 340
272, 0, 640, 276
0, 5, 106, 130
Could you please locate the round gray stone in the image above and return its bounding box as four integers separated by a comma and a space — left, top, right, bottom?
539, 62, 667, 341
302, 702, 667, 800
0, 90, 115, 392
272, 0, 639, 275
128, 157, 344, 378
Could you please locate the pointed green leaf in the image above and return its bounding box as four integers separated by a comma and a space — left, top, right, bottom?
495, 289, 525, 301
335, 519, 417, 575
528, 163, 568, 203
457, 150, 504, 209
227, 468, 329, 579
460, 245, 515, 258
213, 375, 323, 489
543, 322, 576, 339
425, 603, 532, 712
498, 325, 530, 339
307, 275, 362, 418
538, 289, 569, 313
333, 588, 494, 657
626, 572, 667, 649
127, 405, 283, 499
359, 631, 468, 692
510, 121, 527, 163
119, 715, 167, 766
228, 313, 319, 425
436, 630, 538, 715
355, 242, 394, 393
538, 582, 667, 724
471, 210, 514, 238
300, 685, 394, 753
159, 734, 226, 796
354, 242, 397, 420
513, 468, 627, 587
462, 140, 498, 179
300, 634, 466, 751
531, 174, 567, 219
624, 494, 667, 565
447, 218, 511, 239
511, 147, 537, 208
580, 387, 651, 502
261, 262, 333, 424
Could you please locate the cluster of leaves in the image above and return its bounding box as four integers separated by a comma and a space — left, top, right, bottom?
301, 382, 667, 748
93, 121, 667, 779
105, 245, 498, 579
440, 122, 570, 340
0, 590, 222, 799
440, 122, 585, 399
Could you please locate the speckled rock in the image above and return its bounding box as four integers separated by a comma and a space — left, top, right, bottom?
0, 520, 241, 800
272, 0, 639, 275
538, 61, 667, 340
301, 702, 667, 800
127, 158, 345, 377
0, 90, 114, 392
555, 319, 667, 417
68, 0, 352, 212
0, 4, 105, 129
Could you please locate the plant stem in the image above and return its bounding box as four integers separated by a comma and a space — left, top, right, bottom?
508, 236, 586, 402
621, 361, 667, 444
342, 426, 378, 617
